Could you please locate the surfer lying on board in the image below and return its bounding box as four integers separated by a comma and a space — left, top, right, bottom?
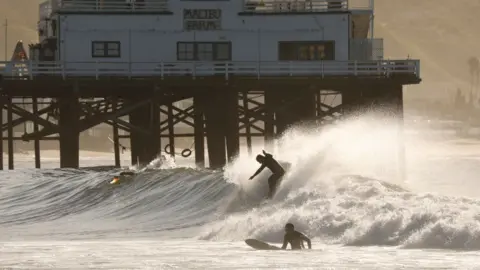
110, 171, 135, 185
282, 223, 312, 250
249, 150, 285, 199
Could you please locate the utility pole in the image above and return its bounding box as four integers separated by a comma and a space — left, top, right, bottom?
370, 0, 374, 42
4, 18, 7, 61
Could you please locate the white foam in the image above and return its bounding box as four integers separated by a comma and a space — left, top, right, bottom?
201, 113, 480, 250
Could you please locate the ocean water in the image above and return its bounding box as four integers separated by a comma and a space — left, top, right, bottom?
2, 114, 480, 269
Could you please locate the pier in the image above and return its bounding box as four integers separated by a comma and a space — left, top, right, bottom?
0, 0, 421, 172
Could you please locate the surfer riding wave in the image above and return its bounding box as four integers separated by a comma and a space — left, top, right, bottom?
249, 150, 285, 199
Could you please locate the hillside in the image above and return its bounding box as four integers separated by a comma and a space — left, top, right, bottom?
0, 0, 42, 60
375, 0, 480, 100
1, 0, 479, 101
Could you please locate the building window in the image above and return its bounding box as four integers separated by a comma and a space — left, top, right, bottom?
92, 41, 121, 58
215, 43, 231, 61
177, 42, 195, 60
298, 44, 327, 60
177, 42, 231, 61
197, 43, 214, 61
278, 41, 335, 61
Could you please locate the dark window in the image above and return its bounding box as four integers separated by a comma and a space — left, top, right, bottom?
278, 41, 335, 61
197, 43, 214, 61
92, 41, 121, 58
215, 43, 231, 60
177, 42, 231, 61
177, 42, 195, 60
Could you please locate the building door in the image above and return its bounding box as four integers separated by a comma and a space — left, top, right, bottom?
278, 41, 335, 60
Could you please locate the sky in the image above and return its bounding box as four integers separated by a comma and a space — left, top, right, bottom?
1, 0, 479, 101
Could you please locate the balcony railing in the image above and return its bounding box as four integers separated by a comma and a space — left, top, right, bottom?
50, 0, 170, 13
243, 0, 372, 13
350, 39, 384, 61
0, 60, 420, 81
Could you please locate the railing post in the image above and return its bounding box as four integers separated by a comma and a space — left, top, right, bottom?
128, 61, 132, 79
161, 62, 164, 80
192, 62, 196, 79
62, 61, 66, 80
257, 60, 260, 79
28, 60, 33, 80
321, 61, 324, 78
225, 62, 229, 81
354, 61, 357, 76
95, 61, 99, 80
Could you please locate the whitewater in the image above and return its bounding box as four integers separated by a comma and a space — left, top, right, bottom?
1, 114, 480, 269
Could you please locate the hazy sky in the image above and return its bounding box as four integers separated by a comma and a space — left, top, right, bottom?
1, 0, 479, 100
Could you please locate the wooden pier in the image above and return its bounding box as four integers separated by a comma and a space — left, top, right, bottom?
0, 60, 420, 169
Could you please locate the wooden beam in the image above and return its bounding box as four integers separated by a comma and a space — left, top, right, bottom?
10, 104, 58, 130
159, 106, 194, 133
2, 104, 56, 131
21, 98, 152, 140
159, 106, 194, 128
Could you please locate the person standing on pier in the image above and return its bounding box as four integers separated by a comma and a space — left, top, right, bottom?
249, 150, 285, 199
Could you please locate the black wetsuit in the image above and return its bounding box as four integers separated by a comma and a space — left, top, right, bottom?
282, 230, 311, 250
262, 153, 285, 198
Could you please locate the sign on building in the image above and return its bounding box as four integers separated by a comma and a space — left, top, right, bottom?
183, 9, 222, 31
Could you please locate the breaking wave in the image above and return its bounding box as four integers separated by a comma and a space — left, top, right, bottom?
2, 114, 480, 250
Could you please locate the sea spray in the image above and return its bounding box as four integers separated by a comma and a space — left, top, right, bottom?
201, 113, 480, 249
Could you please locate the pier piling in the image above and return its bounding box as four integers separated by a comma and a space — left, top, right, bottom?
242, 91, 253, 156
59, 95, 80, 168
167, 103, 175, 159
264, 90, 275, 152
32, 97, 41, 168
193, 96, 205, 168
0, 96, 3, 170
204, 90, 227, 169
112, 98, 121, 168
225, 90, 240, 163
129, 100, 160, 167
7, 96, 13, 170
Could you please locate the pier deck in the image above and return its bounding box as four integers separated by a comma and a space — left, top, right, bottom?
0, 59, 420, 172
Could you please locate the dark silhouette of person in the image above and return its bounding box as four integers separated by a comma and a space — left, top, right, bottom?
249, 150, 285, 199
282, 223, 312, 250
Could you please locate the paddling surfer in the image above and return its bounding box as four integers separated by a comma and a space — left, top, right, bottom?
249, 150, 285, 199
110, 170, 135, 185
282, 223, 312, 250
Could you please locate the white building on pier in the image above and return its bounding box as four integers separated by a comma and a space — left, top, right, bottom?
22, 0, 416, 78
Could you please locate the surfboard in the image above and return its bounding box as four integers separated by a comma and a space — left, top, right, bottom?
245, 239, 281, 250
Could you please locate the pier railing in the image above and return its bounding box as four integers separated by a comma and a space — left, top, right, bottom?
0, 60, 420, 80
50, 0, 170, 13
243, 0, 371, 13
